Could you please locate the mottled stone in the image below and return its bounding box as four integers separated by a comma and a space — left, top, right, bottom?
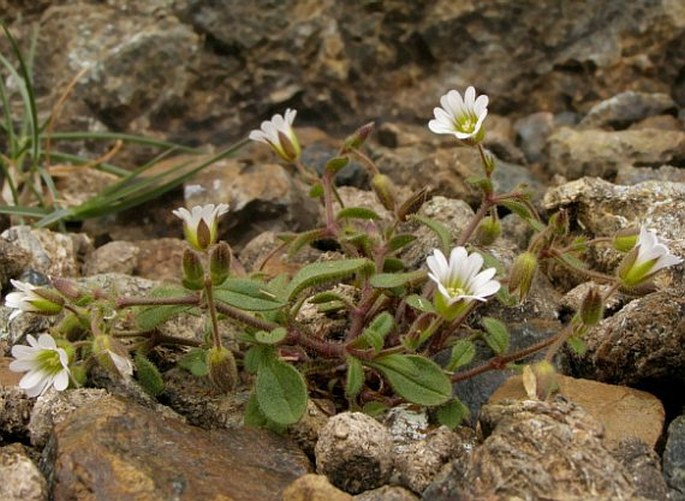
283, 474, 353, 501
454, 398, 637, 500
579, 91, 677, 129
393, 426, 463, 494
612, 437, 669, 501
134, 237, 187, 283
548, 128, 685, 179
0, 357, 32, 439
0, 239, 31, 288
290, 399, 333, 459
490, 374, 665, 448
316, 412, 393, 494
664, 415, 685, 499
355, 484, 419, 501
0, 443, 48, 501
51, 395, 310, 500
514, 111, 556, 165
567, 291, 685, 390
83, 240, 140, 276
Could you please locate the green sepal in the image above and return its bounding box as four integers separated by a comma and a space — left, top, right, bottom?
367, 354, 452, 407
325, 156, 349, 176
134, 352, 165, 396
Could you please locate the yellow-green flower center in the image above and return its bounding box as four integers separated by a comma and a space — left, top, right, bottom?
455, 113, 478, 133
36, 349, 63, 375
446, 285, 467, 297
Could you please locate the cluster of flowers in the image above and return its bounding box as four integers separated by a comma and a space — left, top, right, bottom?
5, 87, 682, 397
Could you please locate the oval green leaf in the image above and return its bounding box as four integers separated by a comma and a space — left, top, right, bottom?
255, 360, 308, 425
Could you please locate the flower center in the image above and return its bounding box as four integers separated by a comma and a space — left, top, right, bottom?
455, 112, 478, 133
446, 285, 467, 298
36, 349, 64, 375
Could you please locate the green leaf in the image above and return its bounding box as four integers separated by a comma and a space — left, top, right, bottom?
244, 345, 275, 374
309, 291, 351, 305
178, 348, 209, 377
309, 183, 324, 198
405, 294, 435, 313
369, 269, 426, 288
214, 278, 284, 311
345, 357, 364, 400
134, 285, 195, 331
566, 335, 587, 355
436, 399, 470, 429
382, 257, 405, 272
499, 199, 534, 220
466, 175, 493, 193
360, 312, 394, 352
244, 392, 268, 428
447, 339, 476, 371
410, 214, 451, 254
255, 327, 287, 345
555, 253, 588, 271
367, 354, 452, 406
481, 317, 509, 354
134, 352, 165, 396
325, 156, 349, 176
337, 207, 381, 220
387, 234, 417, 252
255, 359, 308, 425
287, 228, 326, 257
285, 258, 374, 301
361, 401, 388, 417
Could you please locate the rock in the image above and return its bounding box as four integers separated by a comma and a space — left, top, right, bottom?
183, 157, 319, 249
28, 388, 109, 448
38, 3, 200, 129
0, 443, 48, 501
290, 399, 333, 459
83, 240, 140, 276
615, 164, 685, 185
559, 281, 623, 318
133, 237, 187, 282
0, 239, 31, 288
664, 415, 685, 500
451, 397, 638, 499
579, 91, 677, 129
355, 484, 419, 501
49, 395, 310, 500
393, 426, 463, 494
0, 226, 92, 278
384, 405, 430, 450
514, 111, 556, 165
315, 412, 393, 494
548, 128, 685, 180
283, 474, 353, 501
611, 437, 670, 501
0, 358, 33, 440
490, 374, 665, 448
567, 291, 685, 395
629, 114, 685, 132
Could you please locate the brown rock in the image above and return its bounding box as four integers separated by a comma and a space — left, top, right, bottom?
0, 443, 48, 501
354, 484, 419, 500
490, 374, 665, 448
83, 240, 140, 276
283, 474, 353, 501
0, 357, 32, 439
51, 395, 310, 500
134, 238, 186, 282
578, 91, 677, 129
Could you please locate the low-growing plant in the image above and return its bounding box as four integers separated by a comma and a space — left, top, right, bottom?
6, 87, 682, 430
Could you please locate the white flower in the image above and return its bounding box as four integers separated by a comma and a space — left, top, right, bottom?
428, 87, 489, 142
618, 226, 682, 287
5, 279, 63, 322
427, 247, 500, 307
249, 108, 302, 162
172, 204, 229, 251
9, 334, 71, 398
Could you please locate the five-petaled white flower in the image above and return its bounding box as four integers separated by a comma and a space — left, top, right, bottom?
5, 279, 63, 322
427, 247, 500, 320
9, 334, 71, 398
618, 226, 682, 287
249, 108, 302, 162
172, 204, 229, 251
428, 86, 489, 143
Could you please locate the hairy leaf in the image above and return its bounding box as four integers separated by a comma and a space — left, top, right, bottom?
214, 278, 284, 311
345, 357, 364, 400
405, 294, 435, 313
135, 285, 195, 331
369, 269, 426, 289
255, 327, 287, 345
337, 207, 381, 220
481, 317, 510, 354
134, 352, 165, 396
285, 258, 374, 301
178, 348, 209, 377
256, 359, 308, 425
410, 214, 451, 254
436, 399, 470, 429
368, 354, 451, 406
360, 311, 394, 352
447, 339, 476, 371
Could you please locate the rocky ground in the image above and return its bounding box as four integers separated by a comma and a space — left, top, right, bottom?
1, 1, 685, 500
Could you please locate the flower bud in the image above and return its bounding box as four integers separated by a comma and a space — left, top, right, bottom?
70, 363, 88, 386
371, 174, 396, 212
508, 252, 538, 300
616, 227, 682, 288
612, 226, 640, 252
277, 130, 301, 163
579, 286, 604, 325
93, 335, 133, 378
548, 210, 569, 237
210, 242, 232, 286
51, 278, 83, 301
341, 121, 374, 153
207, 346, 238, 393
475, 216, 501, 246
396, 187, 429, 222
182, 249, 205, 290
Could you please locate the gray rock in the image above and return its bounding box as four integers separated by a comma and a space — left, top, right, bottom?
0, 358, 33, 439
355, 484, 418, 501
315, 412, 393, 494
664, 415, 685, 500
548, 128, 685, 180
434, 397, 639, 500
579, 91, 677, 129
0, 443, 48, 501
514, 111, 555, 165
611, 437, 669, 501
